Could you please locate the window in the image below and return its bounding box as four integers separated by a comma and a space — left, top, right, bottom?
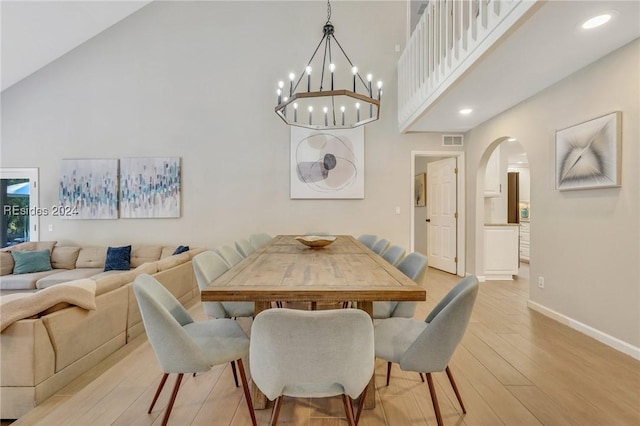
1, 168, 39, 246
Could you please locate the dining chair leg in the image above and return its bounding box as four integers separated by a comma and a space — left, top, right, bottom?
445, 366, 466, 414
386, 362, 392, 386
355, 384, 368, 425
270, 395, 283, 426
148, 373, 169, 413
236, 359, 257, 426
419, 372, 425, 382
342, 394, 356, 426
425, 373, 443, 426
230, 360, 239, 387
161, 373, 184, 426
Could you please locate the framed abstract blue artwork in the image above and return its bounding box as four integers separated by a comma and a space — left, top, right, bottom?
59, 158, 119, 219
119, 157, 181, 218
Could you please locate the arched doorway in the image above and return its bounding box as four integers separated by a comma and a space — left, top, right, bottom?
476, 137, 530, 281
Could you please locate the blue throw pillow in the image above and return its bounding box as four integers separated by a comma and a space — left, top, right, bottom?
172, 245, 190, 255
104, 245, 131, 271
11, 249, 53, 274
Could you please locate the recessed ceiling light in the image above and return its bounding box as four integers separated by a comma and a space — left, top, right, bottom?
582, 13, 612, 29
459, 108, 472, 115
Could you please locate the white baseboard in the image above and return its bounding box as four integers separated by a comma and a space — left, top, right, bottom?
527, 300, 640, 361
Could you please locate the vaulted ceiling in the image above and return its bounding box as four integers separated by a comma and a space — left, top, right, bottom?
2, 1, 638, 134
1, 1, 151, 91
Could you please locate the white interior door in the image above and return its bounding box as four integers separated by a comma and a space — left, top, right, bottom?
427, 157, 457, 273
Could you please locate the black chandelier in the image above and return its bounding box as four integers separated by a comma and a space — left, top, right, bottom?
274, 0, 382, 130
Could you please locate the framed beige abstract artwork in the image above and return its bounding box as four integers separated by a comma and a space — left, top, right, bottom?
555, 112, 621, 191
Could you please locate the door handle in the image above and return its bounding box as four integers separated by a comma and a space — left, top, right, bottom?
425, 219, 431, 222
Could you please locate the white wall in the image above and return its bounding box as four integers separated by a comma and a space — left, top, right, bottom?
1, 1, 454, 251
465, 39, 640, 348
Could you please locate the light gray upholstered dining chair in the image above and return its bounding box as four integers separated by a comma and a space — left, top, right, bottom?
192, 251, 254, 319
371, 238, 390, 254
216, 245, 244, 267
235, 238, 255, 258
133, 274, 256, 426
357, 234, 378, 249
250, 308, 374, 426
249, 232, 272, 249
381, 245, 406, 266
374, 275, 479, 426
373, 252, 428, 319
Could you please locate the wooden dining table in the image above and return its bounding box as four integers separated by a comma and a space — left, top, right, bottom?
201, 234, 426, 410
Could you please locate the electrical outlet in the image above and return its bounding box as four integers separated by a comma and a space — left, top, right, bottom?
395, 206, 401, 215
538, 276, 545, 289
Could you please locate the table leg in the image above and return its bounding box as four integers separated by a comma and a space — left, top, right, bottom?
358, 301, 376, 410
250, 301, 271, 409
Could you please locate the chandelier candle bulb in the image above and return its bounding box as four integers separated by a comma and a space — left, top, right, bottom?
329, 63, 336, 90
293, 103, 298, 122
356, 102, 360, 122
352, 66, 358, 92
341, 106, 346, 125
306, 66, 312, 92
367, 74, 373, 97
277, 89, 282, 105
289, 73, 295, 96
323, 107, 328, 126
308, 106, 313, 125
377, 81, 383, 100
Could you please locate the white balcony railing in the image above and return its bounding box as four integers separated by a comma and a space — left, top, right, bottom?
397, 0, 538, 132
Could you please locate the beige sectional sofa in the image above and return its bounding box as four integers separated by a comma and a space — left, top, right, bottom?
0, 241, 203, 420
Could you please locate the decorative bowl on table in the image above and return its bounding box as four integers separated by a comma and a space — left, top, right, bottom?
295, 235, 337, 248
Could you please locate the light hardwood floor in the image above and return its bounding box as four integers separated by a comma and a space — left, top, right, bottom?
6, 268, 640, 425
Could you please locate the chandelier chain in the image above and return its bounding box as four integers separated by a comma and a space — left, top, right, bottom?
326, 0, 332, 22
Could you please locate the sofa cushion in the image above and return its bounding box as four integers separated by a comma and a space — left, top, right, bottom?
0, 251, 14, 276
92, 271, 135, 296
76, 247, 107, 268
104, 246, 131, 272
0, 279, 96, 332
51, 246, 81, 270
0, 241, 57, 253
160, 246, 177, 259
35, 268, 103, 289
156, 252, 189, 271
0, 270, 64, 290
130, 245, 163, 268
12, 250, 52, 274
133, 262, 159, 276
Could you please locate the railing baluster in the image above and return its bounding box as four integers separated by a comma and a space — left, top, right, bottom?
397, 0, 531, 129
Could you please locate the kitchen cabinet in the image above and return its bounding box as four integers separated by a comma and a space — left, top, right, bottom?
520, 221, 530, 263
484, 224, 519, 280
484, 146, 501, 197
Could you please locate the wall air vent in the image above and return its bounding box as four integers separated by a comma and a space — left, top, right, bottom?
442, 135, 464, 147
